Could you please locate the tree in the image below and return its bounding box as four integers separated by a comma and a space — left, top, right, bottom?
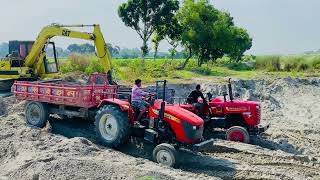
118, 0, 179, 61
152, 33, 164, 60
118, 48, 141, 59
160, 17, 183, 60
67, 44, 80, 53
80, 43, 95, 54
67, 43, 95, 54
107, 43, 121, 57
178, 0, 221, 66
177, 0, 252, 67
228, 27, 252, 62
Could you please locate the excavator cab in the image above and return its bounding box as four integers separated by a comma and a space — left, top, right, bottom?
43, 42, 59, 74
3, 41, 58, 73
0, 41, 59, 91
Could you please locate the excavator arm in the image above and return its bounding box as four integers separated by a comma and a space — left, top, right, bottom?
25, 24, 113, 81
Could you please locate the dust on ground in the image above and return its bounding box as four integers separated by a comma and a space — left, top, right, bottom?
0, 77, 320, 179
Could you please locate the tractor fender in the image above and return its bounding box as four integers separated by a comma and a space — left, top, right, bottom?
98, 99, 130, 111
98, 99, 134, 125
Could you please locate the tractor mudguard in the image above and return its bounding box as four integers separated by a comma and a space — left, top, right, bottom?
98, 98, 130, 111
98, 98, 135, 125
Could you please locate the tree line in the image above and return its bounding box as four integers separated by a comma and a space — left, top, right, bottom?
1, 0, 252, 65
118, 0, 253, 67
0, 42, 187, 59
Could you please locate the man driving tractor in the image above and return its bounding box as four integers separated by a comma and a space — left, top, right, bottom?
132, 79, 150, 122
187, 84, 207, 113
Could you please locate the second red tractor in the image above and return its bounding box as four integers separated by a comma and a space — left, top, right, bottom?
176, 79, 270, 143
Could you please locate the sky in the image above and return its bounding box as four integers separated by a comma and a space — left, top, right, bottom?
0, 0, 319, 55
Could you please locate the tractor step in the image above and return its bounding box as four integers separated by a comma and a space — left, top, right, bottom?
192, 138, 214, 151
250, 122, 270, 134
257, 123, 270, 133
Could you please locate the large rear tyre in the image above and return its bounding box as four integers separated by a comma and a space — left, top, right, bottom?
95, 105, 130, 148
25, 101, 48, 128
226, 126, 250, 143
152, 143, 177, 167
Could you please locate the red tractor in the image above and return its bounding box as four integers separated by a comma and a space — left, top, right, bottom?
14, 73, 213, 167
177, 79, 270, 143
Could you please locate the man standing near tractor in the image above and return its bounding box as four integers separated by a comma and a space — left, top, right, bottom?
132, 79, 150, 122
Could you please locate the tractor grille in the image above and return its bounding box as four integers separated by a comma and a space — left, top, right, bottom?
255, 108, 261, 124
182, 121, 204, 141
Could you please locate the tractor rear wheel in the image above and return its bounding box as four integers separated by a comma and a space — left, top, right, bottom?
226, 126, 250, 143
152, 143, 177, 167
25, 101, 48, 128
95, 105, 130, 148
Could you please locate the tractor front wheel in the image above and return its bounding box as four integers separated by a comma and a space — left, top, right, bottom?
226, 126, 250, 143
95, 105, 130, 148
25, 101, 48, 128
152, 143, 177, 167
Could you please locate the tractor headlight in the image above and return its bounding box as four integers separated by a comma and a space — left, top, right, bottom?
193, 125, 203, 130
183, 121, 203, 140
193, 125, 202, 130
243, 112, 252, 118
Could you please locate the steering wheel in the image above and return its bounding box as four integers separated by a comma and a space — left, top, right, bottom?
145, 93, 156, 102
197, 98, 211, 115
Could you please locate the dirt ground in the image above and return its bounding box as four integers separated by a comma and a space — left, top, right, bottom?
1, 77, 320, 180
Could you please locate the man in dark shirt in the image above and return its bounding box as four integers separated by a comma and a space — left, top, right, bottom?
187, 84, 205, 104
187, 84, 206, 113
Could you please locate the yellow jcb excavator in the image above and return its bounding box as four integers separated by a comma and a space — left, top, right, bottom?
0, 24, 113, 91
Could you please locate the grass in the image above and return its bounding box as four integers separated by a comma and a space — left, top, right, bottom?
138, 176, 159, 180
56, 54, 320, 85
255, 55, 320, 72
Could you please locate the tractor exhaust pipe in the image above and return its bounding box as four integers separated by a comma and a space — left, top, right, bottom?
228, 78, 233, 102
159, 80, 167, 120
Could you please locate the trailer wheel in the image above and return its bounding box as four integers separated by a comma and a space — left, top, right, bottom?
95, 105, 130, 148
152, 143, 177, 167
25, 101, 48, 128
226, 126, 250, 143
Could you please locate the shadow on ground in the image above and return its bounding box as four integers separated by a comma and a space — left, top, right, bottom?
48, 117, 237, 179
251, 135, 303, 155
204, 129, 302, 155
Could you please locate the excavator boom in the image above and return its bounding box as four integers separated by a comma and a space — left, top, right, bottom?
25, 24, 113, 76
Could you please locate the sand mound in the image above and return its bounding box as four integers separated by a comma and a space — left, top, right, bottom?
1, 77, 320, 179
0, 96, 215, 180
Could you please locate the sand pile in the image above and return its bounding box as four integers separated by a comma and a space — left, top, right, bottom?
1, 77, 320, 179
0, 96, 216, 180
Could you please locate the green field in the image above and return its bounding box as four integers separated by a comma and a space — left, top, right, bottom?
57, 54, 320, 85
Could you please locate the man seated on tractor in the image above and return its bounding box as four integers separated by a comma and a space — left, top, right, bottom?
132, 79, 150, 122
187, 84, 207, 113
